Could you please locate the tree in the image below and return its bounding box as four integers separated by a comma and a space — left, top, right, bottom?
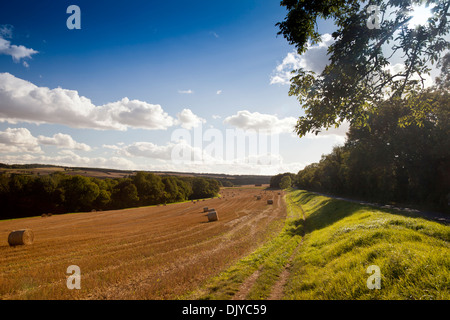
133, 172, 164, 205
61, 175, 100, 212
280, 176, 292, 189
111, 179, 139, 209
294, 83, 449, 211
161, 176, 182, 203
277, 0, 450, 136
191, 177, 219, 199
270, 172, 296, 188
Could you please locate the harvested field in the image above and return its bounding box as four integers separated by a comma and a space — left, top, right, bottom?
0, 187, 286, 300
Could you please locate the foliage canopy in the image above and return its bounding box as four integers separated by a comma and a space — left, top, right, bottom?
277, 0, 450, 136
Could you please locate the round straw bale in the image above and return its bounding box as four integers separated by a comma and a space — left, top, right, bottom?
203, 207, 209, 212
207, 211, 219, 222
8, 229, 34, 246
267, 199, 274, 204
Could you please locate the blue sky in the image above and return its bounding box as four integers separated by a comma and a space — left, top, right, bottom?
2, 1, 431, 175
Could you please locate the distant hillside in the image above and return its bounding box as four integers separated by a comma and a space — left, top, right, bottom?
0, 163, 271, 186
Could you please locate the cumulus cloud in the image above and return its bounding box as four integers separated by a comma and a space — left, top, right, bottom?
116, 140, 206, 163
0, 73, 175, 131
0, 127, 41, 153
0, 25, 38, 62
102, 139, 301, 175
37, 133, 91, 151
100, 97, 175, 130
0, 127, 93, 153
270, 33, 334, 85
216, 90, 222, 95
223, 110, 297, 134
176, 108, 206, 130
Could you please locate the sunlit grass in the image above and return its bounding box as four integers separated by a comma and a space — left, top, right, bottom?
284, 190, 450, 300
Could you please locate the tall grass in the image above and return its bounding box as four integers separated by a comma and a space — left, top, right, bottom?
285, 190, 450, 300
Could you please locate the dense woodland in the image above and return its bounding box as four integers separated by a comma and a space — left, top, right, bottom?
295, 87, 449, 213
0, 171, 221, 220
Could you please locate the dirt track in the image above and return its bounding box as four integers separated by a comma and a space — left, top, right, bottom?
0, 186, 286, 299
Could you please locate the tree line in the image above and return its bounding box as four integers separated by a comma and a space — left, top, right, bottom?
0, 171, 221, 220
294, 85, 449, 213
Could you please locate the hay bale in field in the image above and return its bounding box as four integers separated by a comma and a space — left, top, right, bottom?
47, 212, 53, 216
267, 199, 274, 204
203, 207, 209, 212
207, 211, 219, 222
208, 208, 215, 212
256, 195, 261, 200
8, 229, 34, 246
91, 209, 96, 212
41, 213, 47, 217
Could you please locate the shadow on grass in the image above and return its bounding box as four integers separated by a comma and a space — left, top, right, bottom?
291, 193, 361, 234
285, 218, 306, 237
292, 190, 449, 237
310, 191, 449, 225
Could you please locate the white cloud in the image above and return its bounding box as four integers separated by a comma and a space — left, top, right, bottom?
271, 33, 334, 85
100, 97, 175, 130
176, 108, 206, 130
102, 144, 122, 151
37, 133, 91, 151
0, 151, 136, 170
120, 141, 177, 160
0, 73, 175, 131
102, 138, 304, 175
0, 127, 92, 153
304, 120, 350, 143
117, 140, 206, 163
0, 127, 41, 153
216, 90, 222, 95
223, 110, 297, 134
0, 37, 38, 62
212, 115, 221, 119
178, 89, 193, 94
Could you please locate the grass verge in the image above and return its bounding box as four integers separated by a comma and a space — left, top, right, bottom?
284, 190, 450, 300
